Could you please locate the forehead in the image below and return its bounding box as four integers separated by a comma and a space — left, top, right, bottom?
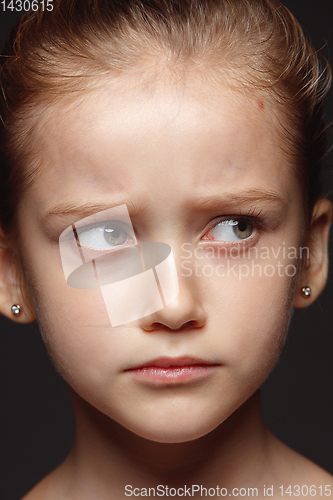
26, 76, 295, 214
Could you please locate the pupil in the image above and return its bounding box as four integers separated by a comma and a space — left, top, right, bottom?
110, 228, 120, 239
104, 224, 128, 246
237, 220, 247, 232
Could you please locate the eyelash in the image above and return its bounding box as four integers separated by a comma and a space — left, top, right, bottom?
75, 220, 134, 238
66, 207, 269, 251
202, 208, 269, 242
240, 207, 270, 228
69, 220, 136, 254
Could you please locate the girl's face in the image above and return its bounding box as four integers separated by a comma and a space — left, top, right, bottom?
17, 77, 305, 442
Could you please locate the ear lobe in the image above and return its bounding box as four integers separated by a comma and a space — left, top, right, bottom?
0, 233, 36, 324
294, 198, 332, 308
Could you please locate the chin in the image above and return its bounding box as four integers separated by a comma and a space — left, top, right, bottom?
129, 424, 217, 443
118, 411, 226, 443
105, 388, 250, 443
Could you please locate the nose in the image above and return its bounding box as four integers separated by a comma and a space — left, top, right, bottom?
139, 277, 207, 332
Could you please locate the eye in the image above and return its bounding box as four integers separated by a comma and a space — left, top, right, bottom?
77, 221, 133, 250
207, 218, 254, 242
104, 224, 128, 246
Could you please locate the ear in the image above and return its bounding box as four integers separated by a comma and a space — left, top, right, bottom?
294, 198, 333, 308
0, 229, 36, 323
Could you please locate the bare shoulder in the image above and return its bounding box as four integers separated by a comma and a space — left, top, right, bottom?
21, 459, 71, 500
266, 431, 332, 496
21, 475, 53, 500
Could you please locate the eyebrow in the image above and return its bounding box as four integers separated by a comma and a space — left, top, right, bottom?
189, 189, 287, 212
40, 199, 147, 236
40, 188, 287, 235
42, 199, 145, 221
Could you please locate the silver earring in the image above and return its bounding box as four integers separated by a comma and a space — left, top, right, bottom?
11, 304, 22, 316
301, 286, 311, 297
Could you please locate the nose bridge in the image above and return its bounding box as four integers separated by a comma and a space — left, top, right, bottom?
138, 241, 207, 332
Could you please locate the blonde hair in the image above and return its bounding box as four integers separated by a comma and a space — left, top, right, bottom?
0, 0, 331, 234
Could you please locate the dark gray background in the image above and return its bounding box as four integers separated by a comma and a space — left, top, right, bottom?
1, 1, 333, 499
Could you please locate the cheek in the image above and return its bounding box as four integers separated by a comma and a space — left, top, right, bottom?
202, 256, 298, 384
23, 251, 121, 388
229, 282, 293, 378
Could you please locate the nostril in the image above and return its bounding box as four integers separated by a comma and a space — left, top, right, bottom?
183, 319, 202, 330
149, 319, 203, 332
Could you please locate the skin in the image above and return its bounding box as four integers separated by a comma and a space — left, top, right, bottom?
0, 75, 332, 498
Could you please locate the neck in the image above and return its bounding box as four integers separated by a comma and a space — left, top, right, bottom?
57, 390, 272, 498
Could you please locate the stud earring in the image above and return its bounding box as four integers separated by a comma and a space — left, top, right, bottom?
11, 304, 22, 316
301, 286, 311, 297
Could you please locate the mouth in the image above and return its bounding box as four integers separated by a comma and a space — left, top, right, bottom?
124, 357, 220, 384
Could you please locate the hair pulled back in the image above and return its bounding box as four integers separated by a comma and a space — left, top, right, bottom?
0, 0, 331, 236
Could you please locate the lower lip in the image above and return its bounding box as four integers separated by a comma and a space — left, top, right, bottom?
126, 365, 218, 383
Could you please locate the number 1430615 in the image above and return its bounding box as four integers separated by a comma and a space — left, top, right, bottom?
1, 0, 53, 11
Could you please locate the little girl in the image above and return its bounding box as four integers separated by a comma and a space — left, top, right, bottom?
0, 1, 332, 498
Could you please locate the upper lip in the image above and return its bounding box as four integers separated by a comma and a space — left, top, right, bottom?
126, 356, 220, 370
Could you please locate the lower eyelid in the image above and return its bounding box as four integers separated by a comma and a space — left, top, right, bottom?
199, 233, 260, 255
75, 243, 137, 266
201, 236, 257, 246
